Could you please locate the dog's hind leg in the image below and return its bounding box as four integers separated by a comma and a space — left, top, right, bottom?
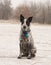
31, 47, 36, 57
27, 43, 36, 59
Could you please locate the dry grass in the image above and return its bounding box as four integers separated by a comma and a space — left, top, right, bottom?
0, 20, 51, 27
0, 19, 20, 24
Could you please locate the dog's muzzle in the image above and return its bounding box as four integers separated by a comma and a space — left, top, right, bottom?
23, 26, 26, 29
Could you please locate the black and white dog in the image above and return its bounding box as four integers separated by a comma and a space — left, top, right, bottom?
18, 14, 36, 59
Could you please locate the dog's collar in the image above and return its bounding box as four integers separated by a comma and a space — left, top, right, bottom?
24, 32, 29, 37
23, 30, 30, 37
20, 30, 30, 41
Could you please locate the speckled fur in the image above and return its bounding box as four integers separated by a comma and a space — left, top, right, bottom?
18, 30, 36, 59
18, 15, 36, 59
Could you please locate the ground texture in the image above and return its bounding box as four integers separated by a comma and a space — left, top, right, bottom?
0, 23, 51, 65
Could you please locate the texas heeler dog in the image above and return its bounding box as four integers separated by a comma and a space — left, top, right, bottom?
18, 14, 36, 59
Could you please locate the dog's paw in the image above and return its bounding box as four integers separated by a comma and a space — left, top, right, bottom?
34, 49, 37, 53
18, 55, 22, 59
31, 54, 36, 57
27, 55, 31, 59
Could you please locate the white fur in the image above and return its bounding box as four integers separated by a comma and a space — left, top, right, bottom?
21, 19, 29, 31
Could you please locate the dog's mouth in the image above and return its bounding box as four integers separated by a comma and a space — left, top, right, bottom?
22, 28, 30, 33
22, 29, 28, 34
22, 28, 28, 32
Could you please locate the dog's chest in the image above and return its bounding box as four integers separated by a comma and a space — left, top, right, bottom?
20, 31, 32, 44
21, 35, 30, 53
21, 35, 29, 44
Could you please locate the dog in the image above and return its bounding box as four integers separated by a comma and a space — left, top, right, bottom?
18, 14, 36, 59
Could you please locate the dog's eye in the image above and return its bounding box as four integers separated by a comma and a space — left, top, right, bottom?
26, 21, 30, 26
21, 22, 24, 25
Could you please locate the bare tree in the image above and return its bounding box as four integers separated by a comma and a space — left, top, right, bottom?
0, 1, 4, 19
46, 0, 51, 24
12, 0, 51, 24
0, 0, 12, 20
41, 4, 45, 24
14, 4, 31, 20
30, 2, 38, 22
3, 0, 12, 19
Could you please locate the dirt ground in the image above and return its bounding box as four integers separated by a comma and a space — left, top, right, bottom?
0, 21, 51, 65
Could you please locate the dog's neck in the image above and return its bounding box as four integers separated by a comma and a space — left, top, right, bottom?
22, 30, 30, 37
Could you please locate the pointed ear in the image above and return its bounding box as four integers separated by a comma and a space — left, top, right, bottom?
27, 16, 33, 22
20, 14, 24, 22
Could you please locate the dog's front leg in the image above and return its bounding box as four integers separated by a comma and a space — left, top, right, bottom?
27, 52, 31, 59
27, 43, 32, 59
18, 43, 23, 59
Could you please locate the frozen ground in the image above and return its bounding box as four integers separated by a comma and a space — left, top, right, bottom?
0, 23, 51, 65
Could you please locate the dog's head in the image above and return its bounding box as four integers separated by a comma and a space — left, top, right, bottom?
20, 14, 33, 32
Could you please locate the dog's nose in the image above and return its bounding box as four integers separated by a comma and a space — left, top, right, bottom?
23, 26, 26, 29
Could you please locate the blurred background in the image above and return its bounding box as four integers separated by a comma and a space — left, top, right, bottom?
0, 0, 51, 24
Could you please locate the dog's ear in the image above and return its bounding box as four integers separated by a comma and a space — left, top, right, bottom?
26, 16, 33, 26
27, 16, 33, 22
20, 14, 24, 23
